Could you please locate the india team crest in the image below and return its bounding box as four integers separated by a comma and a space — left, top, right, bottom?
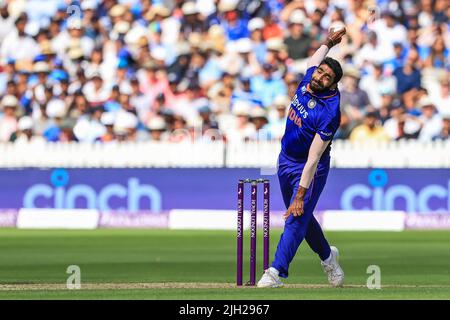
307, 99, 317, 109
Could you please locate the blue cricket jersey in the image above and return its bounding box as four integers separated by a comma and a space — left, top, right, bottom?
280, 66, 341, 163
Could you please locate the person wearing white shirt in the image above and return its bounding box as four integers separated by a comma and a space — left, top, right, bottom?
372, 11, 408, 48
353, 31, 395, 68
52, 23, 95, 60
359, 63, 397, 109
383, 105, 421, 140
427, 76, 450, 116
0, 3, 15, 44
417, 98, 443, 142
0, 13, 39, 63
82, 73, 111, 105
267, 95, 290, 140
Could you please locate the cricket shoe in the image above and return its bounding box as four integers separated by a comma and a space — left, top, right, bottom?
321, 246, 344, 287
257, 268, 284, 288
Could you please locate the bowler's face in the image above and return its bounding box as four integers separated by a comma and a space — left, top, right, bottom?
310, 64, 336, 93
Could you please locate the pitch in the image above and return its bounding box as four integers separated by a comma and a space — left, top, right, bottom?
0, 229, 449, 299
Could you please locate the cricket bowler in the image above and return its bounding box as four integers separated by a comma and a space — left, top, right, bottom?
257, 27, 347, 288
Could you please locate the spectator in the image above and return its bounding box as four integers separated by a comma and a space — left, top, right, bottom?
372, 10, 408, 48
250, 63, 287, 108
349, 111, 390, 143
340, 65, 370, 121
227, 100, 256, 142
383, 105, 421, 140
249, 106, 270, 140
42, 99, 69, 142
354, 31, 395, 68
267, 95, 290, 140
1, 13, 39, 63
433, 114, 450, 141
0, 2, 15, 44
262, 9, 283, 41
218, 0, 249, 41
0, 95, 19, 142
180, 1, 204, 38
98, 112, 115, 143
359, 63, 397, 109
429, 76, 450, 115
10, 115, 45, 144
423, 35, 449, 69
73, 105, 106, 143
417, 97, 443, 141
147, 116, 169, 141
284, 10, 313, 61
248, 17, 267, 65
232, 75, 263, 107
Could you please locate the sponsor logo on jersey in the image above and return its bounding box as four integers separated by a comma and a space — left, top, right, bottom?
291, 94, 308, 119
320, 130, 332, 137
301, 85, 306, 94
288, 108, 302, 128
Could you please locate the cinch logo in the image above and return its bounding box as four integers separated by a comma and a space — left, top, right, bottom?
341, 169, 450, 213
23, 169, 162, 212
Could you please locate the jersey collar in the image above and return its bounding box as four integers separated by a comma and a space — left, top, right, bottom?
306, 83, 338, 99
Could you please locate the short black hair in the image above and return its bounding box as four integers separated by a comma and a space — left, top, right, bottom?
320, 57, 343, 84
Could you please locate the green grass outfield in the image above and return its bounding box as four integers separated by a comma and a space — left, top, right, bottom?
0, 229, 449, 299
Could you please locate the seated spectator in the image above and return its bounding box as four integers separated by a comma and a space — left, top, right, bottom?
429, 76, 450, 115
359, 63, 397, 109
423, 35, 449, 69
218, 0, 249, 41
416, 97, 443, 141
432, 114, 450, 141
393, 49, 422, 95
372, 10, 408, 49
42, 99, 68, 142
98, 112, 115, 143
83, 72, 111, 106
340, 65, 370, 121
354, 31, 395, 68
250, 63, 287, 108
0, 95, 19, 142
1, 13, 39, 64
9, 115, 45, 144
284, 10, 313, 61
249, 106, 270, 140
262, 10, 283, 40
227, 100, 256, 142
383, 105, 421, 140
248, 17, 267, 65
267, 95, 290, 140
232, 75, 263, 107
349, 111, 390, 143
73, 105, 106, 143
146, 116, 169, 142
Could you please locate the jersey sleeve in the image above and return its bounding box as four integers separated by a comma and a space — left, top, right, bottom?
316, 106, 341, 141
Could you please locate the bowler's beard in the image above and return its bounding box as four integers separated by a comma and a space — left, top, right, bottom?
309, 79, 330, 93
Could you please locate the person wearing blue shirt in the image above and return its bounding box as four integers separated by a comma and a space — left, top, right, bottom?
250, 63, 287, 108
257, 28, 346, 288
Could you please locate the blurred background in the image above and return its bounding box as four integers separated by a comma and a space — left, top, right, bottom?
0, 0, 449, 231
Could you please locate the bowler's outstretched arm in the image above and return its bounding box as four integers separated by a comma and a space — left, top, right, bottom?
283, 134, 330, 219
307, 28, 346, 68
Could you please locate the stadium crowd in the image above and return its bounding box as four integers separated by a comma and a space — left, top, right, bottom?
0, 0, 449, 144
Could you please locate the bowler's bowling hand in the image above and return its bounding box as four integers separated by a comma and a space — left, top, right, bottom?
283, 195, 304, 220
325, 27, 346, 48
